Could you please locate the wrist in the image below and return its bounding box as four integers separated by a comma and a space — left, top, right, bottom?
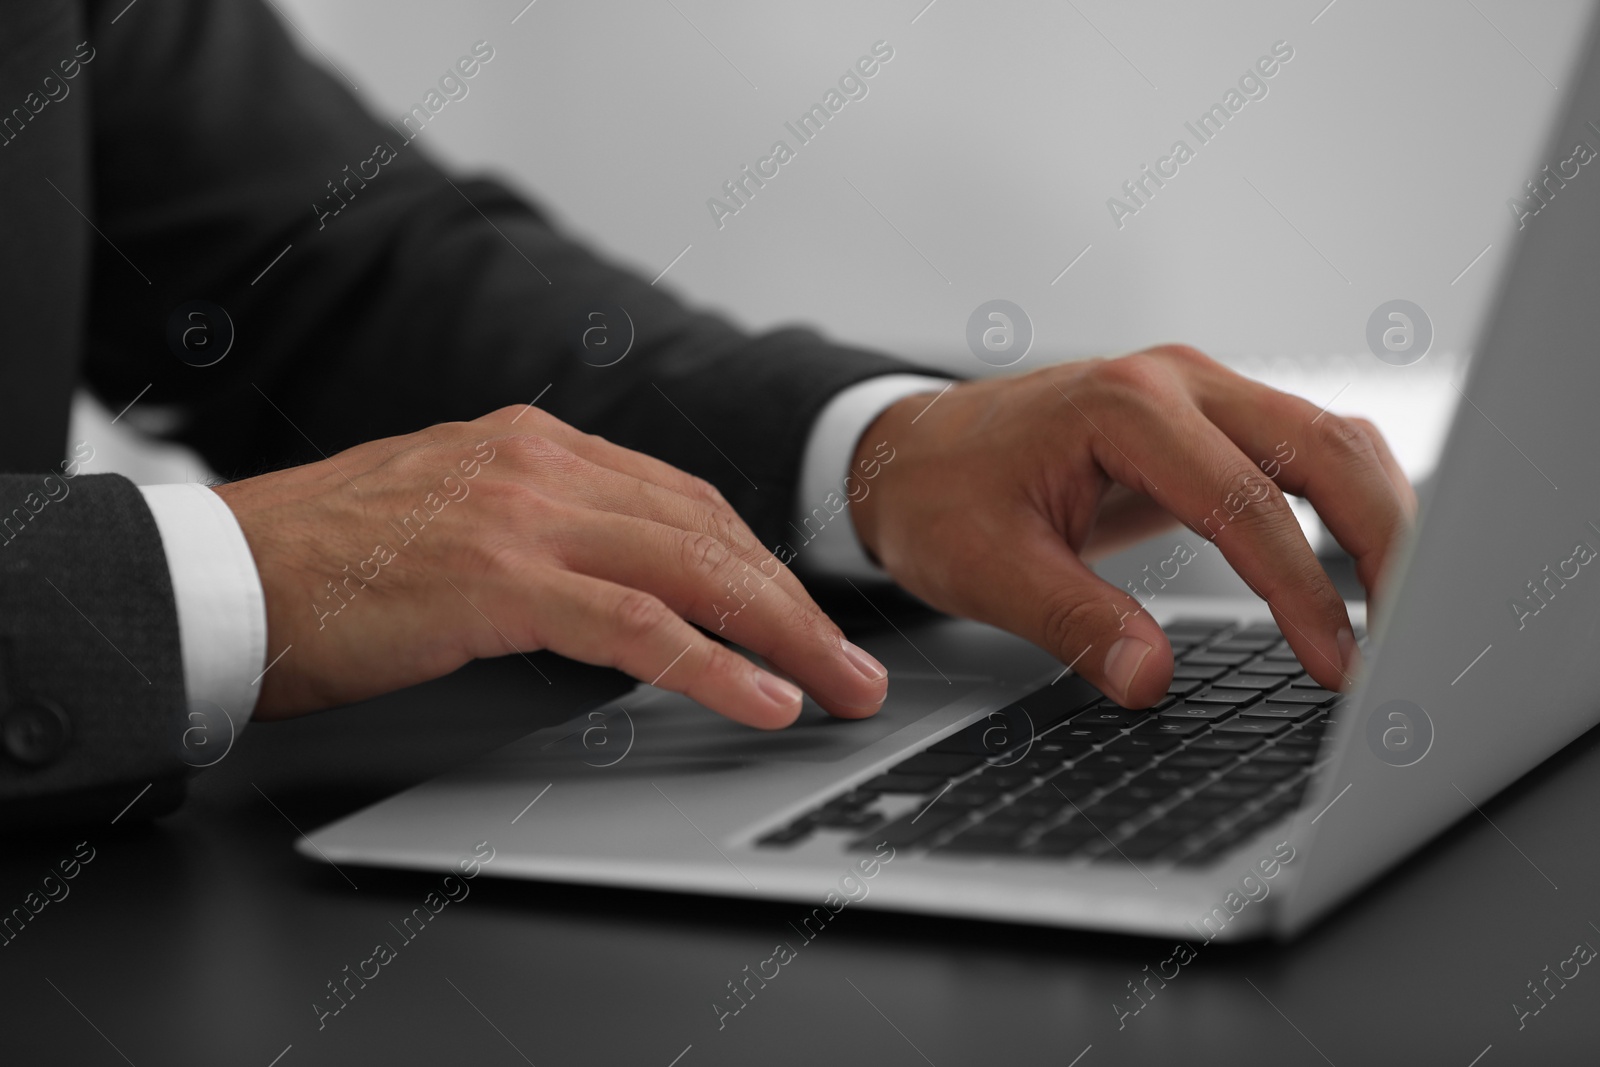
847, 390, 934, 566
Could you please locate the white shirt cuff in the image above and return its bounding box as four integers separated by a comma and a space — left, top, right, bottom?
138, 484, 267, 740
792, 374, 951, 579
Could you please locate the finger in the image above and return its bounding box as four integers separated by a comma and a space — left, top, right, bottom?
518, 568, 806, 729
1185, 372, 1414, 600
931, 508, 1175, 708
555, 510, 888, 717
495, 432, 832, 626
477, 409, 798, 602
1068, 370, 1354, 690
1346, 416, 1417, 520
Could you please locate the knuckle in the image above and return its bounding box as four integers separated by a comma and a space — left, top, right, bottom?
1227, 477, 1291, 530
680, 530, 732, 577
1152, 342, 1215, 369
703, 507, 754, 554
487, 404, 558, 431
1039, 592, 1113, 659
687, 475, 730, 509
699, 641, 744, 682
1196, 466, 1293, 541
611, 590, 672, 638
1312, 414, 1373, 460
1345, 416, 1390, 450
498, 433, 585, 478
1089, 353, 1172, 407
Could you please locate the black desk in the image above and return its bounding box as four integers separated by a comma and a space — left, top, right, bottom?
5, 609, 1600, 1066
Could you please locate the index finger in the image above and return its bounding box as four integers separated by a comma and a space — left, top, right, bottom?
1072, 377, 1356, 690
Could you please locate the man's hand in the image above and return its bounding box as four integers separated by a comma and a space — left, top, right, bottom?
213, 406, 888, 727
848, 345, 1416, 708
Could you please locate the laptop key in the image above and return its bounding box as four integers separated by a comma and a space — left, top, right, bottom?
1048, 723, 1123, 743
1145, 765, 1211, 787
1011, 753, 1075, 777
1166, 797, 1238, 820
1049, 776, 1105, 803
1227, 762, 1302, 782
1273, 688, 1340, 705
850, 807, 963, 849
1185, 651, 1253, 666
1120, 782, 1176, 805
1239, 659, 1302, 676
1006, 797, 1069, 821
1021, 692, 1105, 725
1091, 750, 1158, 774
1164, 749, 1238, 768
1216, 673, 1288, 691
1073, 708, 1153, 729
973, 767, 1037, 792
1253, 745, 1316, 764
1213, 719, 1292, 738
1032, 739, 1097, 762
1187, 735, 1267, 753
1172, 663, 1227, 681
1104, 735, 1183, 755
813, 807, 887, 829
1240, 703, 1321, 722
1190, 687, 1264, 707
1193, 779, 1269, 801
1079, 797, 1147, 824
1159, 703, 1237, 722
935, 823, 1026, 854
1211, 637, 1279, 653
1130, 774, 1202, 802
1132, 718, 1209, 737
943, 785, 1003, 807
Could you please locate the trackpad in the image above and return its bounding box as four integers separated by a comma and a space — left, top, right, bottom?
539, 676, 987, 765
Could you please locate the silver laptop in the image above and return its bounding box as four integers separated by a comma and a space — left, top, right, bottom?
301, 10, 1600, 941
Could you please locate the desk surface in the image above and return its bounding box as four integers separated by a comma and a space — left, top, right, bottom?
5, 598, 1600, 1067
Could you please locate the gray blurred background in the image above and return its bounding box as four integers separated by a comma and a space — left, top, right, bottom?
86, 0, 1594, 495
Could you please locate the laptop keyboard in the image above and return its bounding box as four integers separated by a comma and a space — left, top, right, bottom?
755, 619, 1352, 868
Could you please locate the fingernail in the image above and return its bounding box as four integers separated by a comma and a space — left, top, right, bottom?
839, 638, 887, 682
1337, 627, 1360, 676
754, 670, 804, 711
1104, 637, 1153, 703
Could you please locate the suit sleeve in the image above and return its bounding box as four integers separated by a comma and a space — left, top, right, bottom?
80, 0, 939, 550
0, 473, 188, 829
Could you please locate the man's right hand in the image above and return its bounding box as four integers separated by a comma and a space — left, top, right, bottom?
212, 406, 889, 727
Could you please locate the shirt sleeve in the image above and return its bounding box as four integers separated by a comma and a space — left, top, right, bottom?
793, 374, 951, 580
136, 484, 266, 734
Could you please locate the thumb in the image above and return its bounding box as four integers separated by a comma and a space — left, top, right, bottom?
966, 520, 1174, 708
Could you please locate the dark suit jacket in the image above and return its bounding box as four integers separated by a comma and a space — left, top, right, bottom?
0, 0, 926, 824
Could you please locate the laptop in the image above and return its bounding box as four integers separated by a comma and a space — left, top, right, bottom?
300, 10, 1600, 941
